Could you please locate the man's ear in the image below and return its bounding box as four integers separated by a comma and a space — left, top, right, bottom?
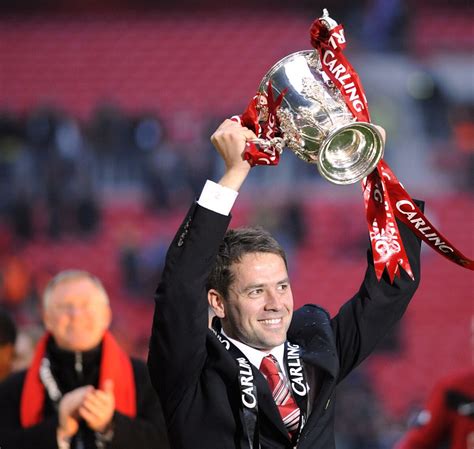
42, 308, 54, 333
208, 289, 226, 319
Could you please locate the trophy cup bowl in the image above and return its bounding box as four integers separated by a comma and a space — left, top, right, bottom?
257, 50, 384, 185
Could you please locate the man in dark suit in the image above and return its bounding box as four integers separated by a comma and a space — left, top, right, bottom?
148, 119, 422, 448
0, 269, 170, 449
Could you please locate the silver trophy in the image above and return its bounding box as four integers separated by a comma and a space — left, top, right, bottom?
254, 49, 384, 185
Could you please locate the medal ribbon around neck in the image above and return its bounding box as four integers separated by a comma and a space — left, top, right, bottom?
211, 329, 308, 448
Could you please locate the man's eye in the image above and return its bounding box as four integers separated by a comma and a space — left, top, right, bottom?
278, 283, 289, 291
248, 289, 263, 297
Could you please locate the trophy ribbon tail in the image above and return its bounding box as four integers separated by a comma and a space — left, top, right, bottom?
315, 9, 473, 281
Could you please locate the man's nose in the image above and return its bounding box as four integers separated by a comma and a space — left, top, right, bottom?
264, 290, 283, 310
69, 307, 83, 316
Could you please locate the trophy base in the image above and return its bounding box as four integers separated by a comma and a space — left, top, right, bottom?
318, 122, 384, 185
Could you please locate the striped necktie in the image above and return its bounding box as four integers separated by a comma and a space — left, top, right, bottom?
260, 354, 300, 438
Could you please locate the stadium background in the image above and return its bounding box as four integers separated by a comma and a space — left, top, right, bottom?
0, 0, 472, 447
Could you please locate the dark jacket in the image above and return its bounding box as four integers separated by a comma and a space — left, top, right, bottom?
0, 338, 170, 449
148, 202, 422, 449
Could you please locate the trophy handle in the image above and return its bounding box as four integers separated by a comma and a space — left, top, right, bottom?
249, 137, 286, 155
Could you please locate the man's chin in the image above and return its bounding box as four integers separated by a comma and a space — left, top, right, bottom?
255, 335, 286, 351
62, 336, 98, 351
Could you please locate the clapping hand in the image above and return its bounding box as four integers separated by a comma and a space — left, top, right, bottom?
79, 379, 115, 433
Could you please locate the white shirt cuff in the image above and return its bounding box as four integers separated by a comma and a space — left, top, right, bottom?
57, 435, 71, 449
197, 180, 238, 216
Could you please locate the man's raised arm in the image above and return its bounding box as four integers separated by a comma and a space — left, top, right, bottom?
332, 207, 423, 382
147, 120, 255, 411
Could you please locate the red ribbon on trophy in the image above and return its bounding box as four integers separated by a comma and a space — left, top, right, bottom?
309, 14, 473, 281
309, 19, 370, 123
235, 11, 473, 282
231, 81, 286, 166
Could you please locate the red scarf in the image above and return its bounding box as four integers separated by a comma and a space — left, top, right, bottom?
20, 331, 136, 427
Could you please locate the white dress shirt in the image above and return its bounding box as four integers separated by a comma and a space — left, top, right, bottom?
221, 330, 288, 377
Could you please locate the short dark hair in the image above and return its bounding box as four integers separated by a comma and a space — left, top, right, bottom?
206, 226, 287, 299
0, 309, 17, 346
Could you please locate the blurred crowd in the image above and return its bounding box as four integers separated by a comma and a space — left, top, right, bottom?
0, 104, 219, 242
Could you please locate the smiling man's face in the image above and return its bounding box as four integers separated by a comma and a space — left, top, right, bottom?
220, 252, 293, 351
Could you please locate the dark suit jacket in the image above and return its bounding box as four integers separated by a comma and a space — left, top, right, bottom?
148, 202, 422, 449
0, 356, 170, 449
